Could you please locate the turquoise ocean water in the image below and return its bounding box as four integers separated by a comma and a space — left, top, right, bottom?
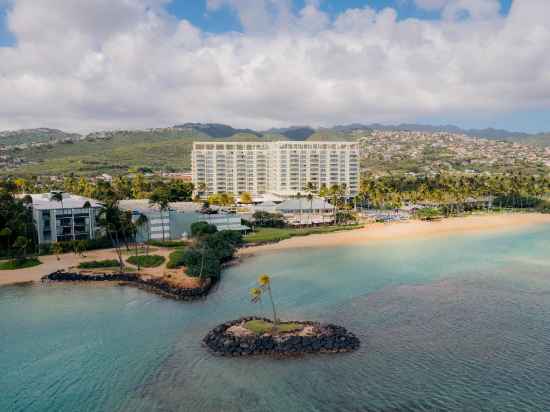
2, 224, 550, 411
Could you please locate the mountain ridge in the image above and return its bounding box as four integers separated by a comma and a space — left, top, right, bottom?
1, 123, 549, 147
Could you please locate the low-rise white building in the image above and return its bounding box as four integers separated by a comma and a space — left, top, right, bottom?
28, 192, 102, 244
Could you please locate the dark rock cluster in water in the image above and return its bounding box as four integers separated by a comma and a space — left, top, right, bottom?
43, 271, 213, 301
203, 316, 360, 357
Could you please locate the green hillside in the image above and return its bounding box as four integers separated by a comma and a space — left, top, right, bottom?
3, 129, 278, 176
0, 128, 81, 147
1, 127, 359, 177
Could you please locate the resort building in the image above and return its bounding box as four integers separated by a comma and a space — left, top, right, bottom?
192, 141, 360, 197
119, 200, 249, 241
28, 192, 102, 244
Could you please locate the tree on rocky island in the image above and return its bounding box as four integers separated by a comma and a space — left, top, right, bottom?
250, 274, 280, 333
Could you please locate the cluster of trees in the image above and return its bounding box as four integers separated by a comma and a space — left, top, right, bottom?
358, 173, 550, 211
7, 174, 194, 203
251, 211, 286, 228
0, 183, 36, 261
176, 222, 243, 280
207, 192, 235, 206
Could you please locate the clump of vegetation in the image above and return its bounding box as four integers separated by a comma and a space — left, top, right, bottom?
166, 248, 186, 269
252, 211, 286, 228
78, 260, 120, 269
127, 254, 165, 268
414, 208, 443, 221
147, 239, 188, 248
0, 257, 42, 270
0, 187, 37, 260
180, 223, 243, 279
39, 238, 113, 255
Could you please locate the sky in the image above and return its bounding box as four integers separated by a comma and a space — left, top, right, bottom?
0, 0, 549, 134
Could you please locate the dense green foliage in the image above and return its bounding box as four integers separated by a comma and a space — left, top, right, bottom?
181, 228, 243, 279
39, 238, 112, 255
0, 257, 42, 270
147, 239, 188, 248
0, 185, 37, 259
127, 254, 165, 268
190, 221, 218, 237
78, 260, 120, 269
252, 211, 286, 228
359, 173, 550, 211
4, 174, 194, 203
166, 248, 187, 269
244, 225, 363, 244
414, 208, 444, 221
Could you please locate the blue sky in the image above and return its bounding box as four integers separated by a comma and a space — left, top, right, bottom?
1, 0, 548, 133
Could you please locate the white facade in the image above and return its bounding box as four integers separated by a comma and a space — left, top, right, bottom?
192, 141, 360, 196
28, 193, 102, 244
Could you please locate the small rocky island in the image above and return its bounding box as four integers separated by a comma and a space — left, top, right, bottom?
203, 274, 360, 357
203, 316, 360, 357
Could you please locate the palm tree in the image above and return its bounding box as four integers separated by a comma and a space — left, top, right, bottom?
97, 201, 125, 272
250, 274, 279, 332
50, 191, 64, 210
52, 242, 63, 261
135, 213, 149, 255
149, 190, 170, 241
296, 192, 303, 227
197, 182, 208, 199
305, 182, 316, 225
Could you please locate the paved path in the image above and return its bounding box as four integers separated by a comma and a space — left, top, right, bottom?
0, 247, 177, 286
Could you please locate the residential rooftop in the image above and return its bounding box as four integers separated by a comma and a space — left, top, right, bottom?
25, 193, 102, 210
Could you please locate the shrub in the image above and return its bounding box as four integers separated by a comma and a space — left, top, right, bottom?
78, 260, 120, 269
40, 237, 112, 255
166, 248, 186, 269
191, 221, 218, 237
0, 257, 42, 270
204, 231, 243, 262
146, 239, 188, 248
127, 254, 165, 268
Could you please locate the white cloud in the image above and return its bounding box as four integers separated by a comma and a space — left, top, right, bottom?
0, 0, 549, 132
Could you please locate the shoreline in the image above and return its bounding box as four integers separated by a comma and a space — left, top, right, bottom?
0, 246, 177, 287
239, 212, 550, 257
2, 213, 550, 287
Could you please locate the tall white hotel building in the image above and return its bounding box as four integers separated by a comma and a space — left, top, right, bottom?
192, 141, 360, 197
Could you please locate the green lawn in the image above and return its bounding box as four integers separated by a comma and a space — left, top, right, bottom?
243, 320, 304, 334
78, 259, 120, 269
0, 257, 42, 270
126, 254, 165, 268
244, 225, 363, 244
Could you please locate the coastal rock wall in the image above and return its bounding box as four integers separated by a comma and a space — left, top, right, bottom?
43, 271, 214, 301
203, 317, 360, 357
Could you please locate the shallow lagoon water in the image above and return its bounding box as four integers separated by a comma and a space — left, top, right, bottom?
2, 225, 550, 411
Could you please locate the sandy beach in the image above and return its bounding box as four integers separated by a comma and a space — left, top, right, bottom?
2, 213, 550, 287
240, 213, 550, 257
0, 247, 177, 287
